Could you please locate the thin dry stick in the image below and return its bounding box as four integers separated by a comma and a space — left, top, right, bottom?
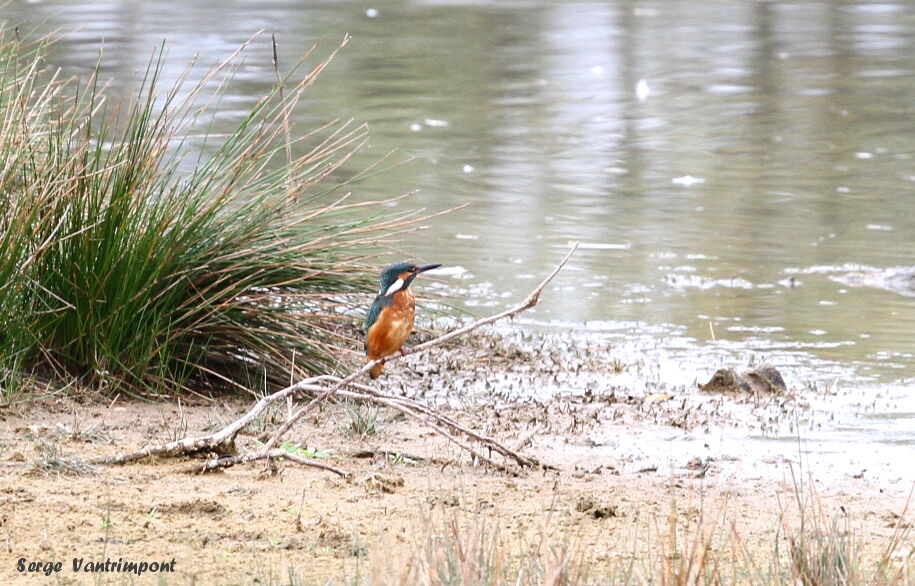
334, 388, 513, 471
92, 379, 328, 465
95, 243, 578, 472
261, 242, 579, 455
342, 381, 539, 467
198, 448, 350, 478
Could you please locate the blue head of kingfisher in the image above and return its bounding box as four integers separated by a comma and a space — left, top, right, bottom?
363, 261, 441, 379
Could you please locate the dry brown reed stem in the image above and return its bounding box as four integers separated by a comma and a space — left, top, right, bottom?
96, 243, 579, 474
271, 32, 293, 171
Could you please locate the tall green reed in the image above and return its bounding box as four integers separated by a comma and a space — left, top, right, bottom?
0, 29, 409, 398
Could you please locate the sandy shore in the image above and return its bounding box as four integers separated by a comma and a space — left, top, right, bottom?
1, 331, 912, 584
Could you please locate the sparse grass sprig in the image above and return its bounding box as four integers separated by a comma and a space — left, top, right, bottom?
780, 470, 914, 586
0, 28, 410, 398
339, 399, 382, 439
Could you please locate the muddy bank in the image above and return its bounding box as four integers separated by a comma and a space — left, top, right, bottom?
393, 325, 915, 488
0, 329, 913, 583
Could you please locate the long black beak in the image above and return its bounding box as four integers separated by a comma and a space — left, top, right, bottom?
415, 263, 442, 274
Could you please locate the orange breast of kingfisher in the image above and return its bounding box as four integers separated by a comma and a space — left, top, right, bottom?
365, 288, 416, 362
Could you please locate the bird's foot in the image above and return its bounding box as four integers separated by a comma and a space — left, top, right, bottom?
399, 346, 411, 357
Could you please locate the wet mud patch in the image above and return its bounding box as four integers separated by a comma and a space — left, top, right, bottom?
157, 498, 228, 518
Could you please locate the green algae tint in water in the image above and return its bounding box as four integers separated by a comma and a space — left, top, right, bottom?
5, 0, 913, 384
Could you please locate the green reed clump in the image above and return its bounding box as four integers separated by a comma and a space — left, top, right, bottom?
0, 30, 402, 398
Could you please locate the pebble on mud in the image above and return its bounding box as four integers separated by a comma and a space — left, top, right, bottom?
363, 472, 404, 493
575, 494, 622, 519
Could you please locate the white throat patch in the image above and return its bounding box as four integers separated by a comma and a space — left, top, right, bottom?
384, 278, 405, 296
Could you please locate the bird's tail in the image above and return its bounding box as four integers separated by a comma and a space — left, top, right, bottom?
369, 361, 384, 379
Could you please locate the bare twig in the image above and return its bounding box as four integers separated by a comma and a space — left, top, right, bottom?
96, 243, 579, 474
198, 448, 350, 478
338, 380, 541, 468
260, 242, 578, 454
91, 379, 327, 465
333, 388, 513, 471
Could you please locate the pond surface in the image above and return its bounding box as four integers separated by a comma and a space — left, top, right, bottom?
5, 2, 913, 413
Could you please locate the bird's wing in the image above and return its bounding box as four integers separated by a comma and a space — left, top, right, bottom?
362, 296, 384, 333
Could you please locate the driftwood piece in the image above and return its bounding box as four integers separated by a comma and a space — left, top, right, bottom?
95, 243, 579, 474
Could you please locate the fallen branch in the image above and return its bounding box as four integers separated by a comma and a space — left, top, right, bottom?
339, 380, 541, 468
260, 241, 579, 454
197, 448, 351, 478
95, 243, 579, 474
334, 387, 516, 472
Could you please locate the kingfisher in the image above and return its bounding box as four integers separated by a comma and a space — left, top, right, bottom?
363, 261, 441, 379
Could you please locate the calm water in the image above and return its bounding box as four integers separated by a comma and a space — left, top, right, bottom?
4, 1, 914, 393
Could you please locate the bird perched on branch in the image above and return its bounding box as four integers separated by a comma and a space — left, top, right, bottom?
363, 261, 440, 379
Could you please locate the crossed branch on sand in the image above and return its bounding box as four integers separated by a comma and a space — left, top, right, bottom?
93, 244, 580, 477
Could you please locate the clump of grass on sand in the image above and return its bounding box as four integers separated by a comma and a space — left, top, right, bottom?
339, 399, 383, 439
30, 443, 97, 477
0, 29, 407, 399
